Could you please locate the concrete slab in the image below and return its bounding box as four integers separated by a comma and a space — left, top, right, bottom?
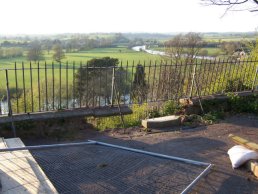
142, 115, 181, 128
0, 138, 58, 194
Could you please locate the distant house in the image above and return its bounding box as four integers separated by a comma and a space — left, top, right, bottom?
232, 50, 246, 60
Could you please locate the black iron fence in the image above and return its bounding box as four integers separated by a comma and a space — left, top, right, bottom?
0, 58, 258, 116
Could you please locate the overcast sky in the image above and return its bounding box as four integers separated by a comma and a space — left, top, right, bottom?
0, 0, 257, 35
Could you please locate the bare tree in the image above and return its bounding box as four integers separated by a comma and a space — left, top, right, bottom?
52, 44, 65, 63
201, 0, 258, 12
27, 41, 44, 62
165, 32, 205, 64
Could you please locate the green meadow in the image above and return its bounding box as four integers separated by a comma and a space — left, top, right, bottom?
0, 47, 163, 89
0, 47, 162, 68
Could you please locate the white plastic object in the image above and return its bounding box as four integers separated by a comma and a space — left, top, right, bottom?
227, 145, 258, 168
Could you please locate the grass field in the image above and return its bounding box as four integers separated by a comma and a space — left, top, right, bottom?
0, 47, 163, 90
203, 35, 256, 42
0, 47, 162, 68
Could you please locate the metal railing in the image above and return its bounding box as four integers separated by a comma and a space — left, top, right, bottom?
0, 58, 258, 116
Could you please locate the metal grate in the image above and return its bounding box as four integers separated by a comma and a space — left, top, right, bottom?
28, 142, 208, 194
0, 141, 212, 194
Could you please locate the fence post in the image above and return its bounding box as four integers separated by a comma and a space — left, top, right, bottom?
251, 66, 258, 93
5, 70, 16, 137
110, 67, 115, 107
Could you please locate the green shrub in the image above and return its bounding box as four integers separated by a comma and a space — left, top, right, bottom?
202, 98, 229, 114
161, 100, 181, 116
202, 111, 224, 124
225, 78, 251, 93
88, 99, 184, 130
148, 107, 161, 118
227, 93, 258, 114
88, 103, 149, 130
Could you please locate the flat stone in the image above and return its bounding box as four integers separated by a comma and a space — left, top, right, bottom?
142, 115, 181, 128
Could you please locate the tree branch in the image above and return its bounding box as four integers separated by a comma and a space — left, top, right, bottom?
202, 0, 258, 12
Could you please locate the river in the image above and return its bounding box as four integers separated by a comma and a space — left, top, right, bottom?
0, 101, 8, 115
132, 45, 215, 60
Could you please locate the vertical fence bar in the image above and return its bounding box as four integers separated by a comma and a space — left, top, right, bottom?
93, 64, 96, 108
166, 61, 171, 99
129, 61, 135, 104
240, 58, 248, 91
79, 62, 82, 108
249, 57, 256, 91
226, 59, 233, 92
199, 59, 208, 96
98, 65, 101, 107
251, 62, 258, 92
221, 58, 230, 93
146, 60, 151, 104
151, 61, 157, 102
37, 62, 41, 112
202, 60, 210, 96
5, 69, 16, 137
52, 61, 55, 110
195, 59, 203, 96
86, 62, 89, 107
124, 61, 129, 105
111, 67, 115, 106
217, 58, 224, 93
175, 61, 183, 101
230, 60, 237, 91
211, 58, 220, 94
218, 58, 225, 93
135, 62, 139, 103
181, 60, 188, 97
194, 60, 202, 97
194, 70, 204, 114
14, 62, 19, 113
143, 60, 146, 103
185, 61, 193, 97
157, 61, 163, 101
189, 61, 198, 98
45, 61, 48, 111
171, 61, 177, 100
194, 59, 201, 96
59, 62, 62, 109
66, 61, 69, 109
22, 62, 26, 113
119, 61, 123, 104
209, 59, 216, 94
163, 60, 168, 100
205, 59, 213, 96
244, 57, 253, 91
30, 62, 34, 112
5, 70, 11, 115
234, 59, 242, 92
99, 65, 102, 107
205, 59, 213, 95
104, 63, 108, 106
208, 59, 217, 95
92, 64, 96, 108
72, 62, 75, 108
